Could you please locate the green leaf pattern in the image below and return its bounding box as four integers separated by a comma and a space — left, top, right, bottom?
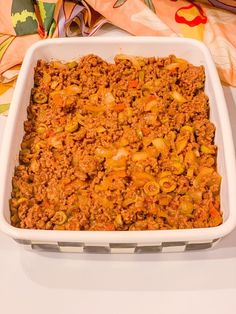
11, 0, 56, 36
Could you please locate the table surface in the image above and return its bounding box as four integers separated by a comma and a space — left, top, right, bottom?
1, 26, 236, 314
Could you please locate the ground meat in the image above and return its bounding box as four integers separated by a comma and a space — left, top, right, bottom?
10, 54, 222, 231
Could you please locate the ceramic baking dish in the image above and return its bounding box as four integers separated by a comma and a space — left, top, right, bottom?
0, 37, 236, 253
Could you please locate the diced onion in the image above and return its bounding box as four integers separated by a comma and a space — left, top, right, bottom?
171, 91, 187, 103
200, 145, 215, 154
112, 148, 128, 160
65, 85, 82, 95
115, 54, 141, 70
95, 147, 114, 158
132, 151, 149, 161
165, 63, 180, 70
96, 126, 106, 133
176, 136, 188, 154
144, 99, 158, 112
104, 92, 115, 106
152, 138, 168, 152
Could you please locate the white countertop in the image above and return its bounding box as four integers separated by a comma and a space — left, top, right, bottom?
1, 26, 236, 314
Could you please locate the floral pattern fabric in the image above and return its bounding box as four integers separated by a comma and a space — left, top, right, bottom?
0, 0, 236, 115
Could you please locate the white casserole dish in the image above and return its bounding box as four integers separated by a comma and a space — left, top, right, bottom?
0, 37, 236, 253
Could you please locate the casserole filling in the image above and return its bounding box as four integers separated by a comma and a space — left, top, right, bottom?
10, 54, 222, 230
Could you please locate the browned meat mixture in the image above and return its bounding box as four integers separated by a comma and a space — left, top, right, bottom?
10, 54, 222, 231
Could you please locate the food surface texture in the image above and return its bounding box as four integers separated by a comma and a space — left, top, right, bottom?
10, 54, 222, 231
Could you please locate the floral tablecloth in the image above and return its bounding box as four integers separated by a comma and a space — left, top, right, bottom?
0, 0, 236, 116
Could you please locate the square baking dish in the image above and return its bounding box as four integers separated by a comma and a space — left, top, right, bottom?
0, 37, 236, 253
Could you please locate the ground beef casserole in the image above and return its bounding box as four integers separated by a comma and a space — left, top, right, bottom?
10, 54, 222, 231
